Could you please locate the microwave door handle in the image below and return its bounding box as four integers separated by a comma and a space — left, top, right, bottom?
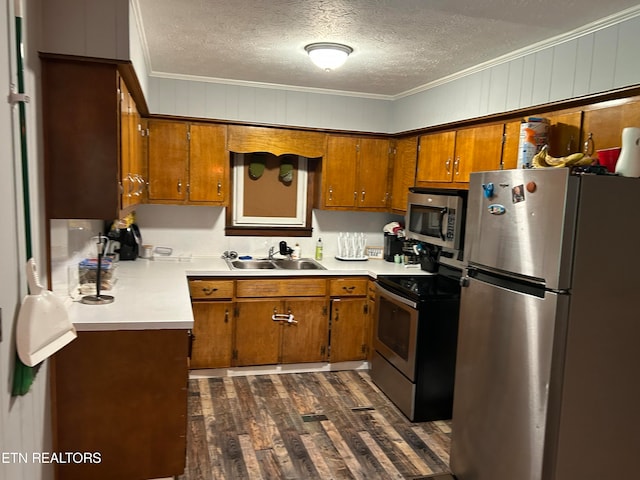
438, 207, 447, 241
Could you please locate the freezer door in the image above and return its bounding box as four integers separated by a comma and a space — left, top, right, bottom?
465, 169, 578, 290
450, 275, 568, 480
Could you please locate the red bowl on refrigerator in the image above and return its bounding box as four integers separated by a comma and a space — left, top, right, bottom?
596, 147, 621, 172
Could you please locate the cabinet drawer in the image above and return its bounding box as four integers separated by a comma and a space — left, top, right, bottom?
236, 279, 326, 297
189, 280, 234, 299
330, 278, 368, 296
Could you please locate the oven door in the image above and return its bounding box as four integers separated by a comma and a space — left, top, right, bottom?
374, 283, 419, 381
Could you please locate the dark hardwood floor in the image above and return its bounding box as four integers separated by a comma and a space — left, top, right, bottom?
178, 370, 452, 480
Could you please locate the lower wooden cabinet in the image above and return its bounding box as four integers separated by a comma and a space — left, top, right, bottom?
189, 279, 234, 368
329, 277, 371, 362
52, 330, 189, 480
190, 301, 234, 368
235, 298, 328, 366
188, 276, 372, 368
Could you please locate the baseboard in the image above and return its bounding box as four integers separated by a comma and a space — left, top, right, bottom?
189, 360, 369, 379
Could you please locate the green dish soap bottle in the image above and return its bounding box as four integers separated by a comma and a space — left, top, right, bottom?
315, 238, 323, 261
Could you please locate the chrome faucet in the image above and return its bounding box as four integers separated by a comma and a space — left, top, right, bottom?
268, 245, 275, 259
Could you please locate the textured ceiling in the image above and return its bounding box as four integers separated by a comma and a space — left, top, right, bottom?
135, 0, 640, 97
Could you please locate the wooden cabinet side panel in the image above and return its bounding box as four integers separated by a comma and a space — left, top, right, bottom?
52, 330, 188, 480
42, 60, 120, 219
147, 120, 188, 201
188, 123, 228, 204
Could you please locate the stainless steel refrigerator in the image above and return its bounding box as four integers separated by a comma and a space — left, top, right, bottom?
450, 168, 640, 480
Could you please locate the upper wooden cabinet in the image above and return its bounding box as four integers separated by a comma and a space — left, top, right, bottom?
227, 125, 326, 158
416, 124, 504, 185
147, 120, 228, 205
416, 131, 456, 184
321, 135, 391, 211
41, 57, 144, 219
582, 98, 640, 152
503, 112, 583, 170
390, 136, 418, 213
119, 79, 146, 209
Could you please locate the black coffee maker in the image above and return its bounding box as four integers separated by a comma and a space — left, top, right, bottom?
106, 222, 141, 260
383, 233, 404, 262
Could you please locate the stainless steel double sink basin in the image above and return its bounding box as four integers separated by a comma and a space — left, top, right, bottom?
225, 257, 326, 271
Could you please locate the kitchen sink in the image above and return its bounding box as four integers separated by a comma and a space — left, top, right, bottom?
226, 258, 326, 271
228, 259, 276, 269
271, 259, 325, 270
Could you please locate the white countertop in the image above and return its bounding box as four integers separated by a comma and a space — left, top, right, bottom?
67, 255, 433, 332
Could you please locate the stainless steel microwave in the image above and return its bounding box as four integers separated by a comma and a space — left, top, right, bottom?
405, 188, 468, 251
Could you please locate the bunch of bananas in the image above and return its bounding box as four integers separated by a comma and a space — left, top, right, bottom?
532, 145, 592, 168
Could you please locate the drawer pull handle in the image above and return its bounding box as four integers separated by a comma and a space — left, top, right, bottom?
342, 286, 356, 291
202, 287, 218, 295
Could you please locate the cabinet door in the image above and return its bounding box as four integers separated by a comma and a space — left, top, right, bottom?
147, 120, 188, 201
281, 299, 328, 364
119, 79, 133, 210
546, 111, 583, 157
330, 297, 370, 362
390, 137, 418, 212
357, 138, 391, 209
582, 98, 640, 151
188, 124, 228, 204
235, 300, 282, 366
416, 131, 456, 183
191, 301, 233, 369
324, 136, 358, 207
455, 124, 504, 181
502, 121, 521, 170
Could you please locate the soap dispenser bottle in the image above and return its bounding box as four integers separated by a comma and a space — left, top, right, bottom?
315, 238, 323, 260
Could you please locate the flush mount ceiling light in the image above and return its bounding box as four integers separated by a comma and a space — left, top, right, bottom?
304, 42, 353, 71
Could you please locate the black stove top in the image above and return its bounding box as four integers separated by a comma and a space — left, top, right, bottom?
377, 265, 462, 302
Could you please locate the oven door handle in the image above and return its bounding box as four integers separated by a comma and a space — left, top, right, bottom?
376, 283, 419, 309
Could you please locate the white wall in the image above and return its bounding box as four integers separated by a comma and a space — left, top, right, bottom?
1, 0, 53, 479
391, 12, 640, 132
40, 0, 129, 60
144, 9, 640, 134
134, 204, 401, 259
147, 76, 393, 132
